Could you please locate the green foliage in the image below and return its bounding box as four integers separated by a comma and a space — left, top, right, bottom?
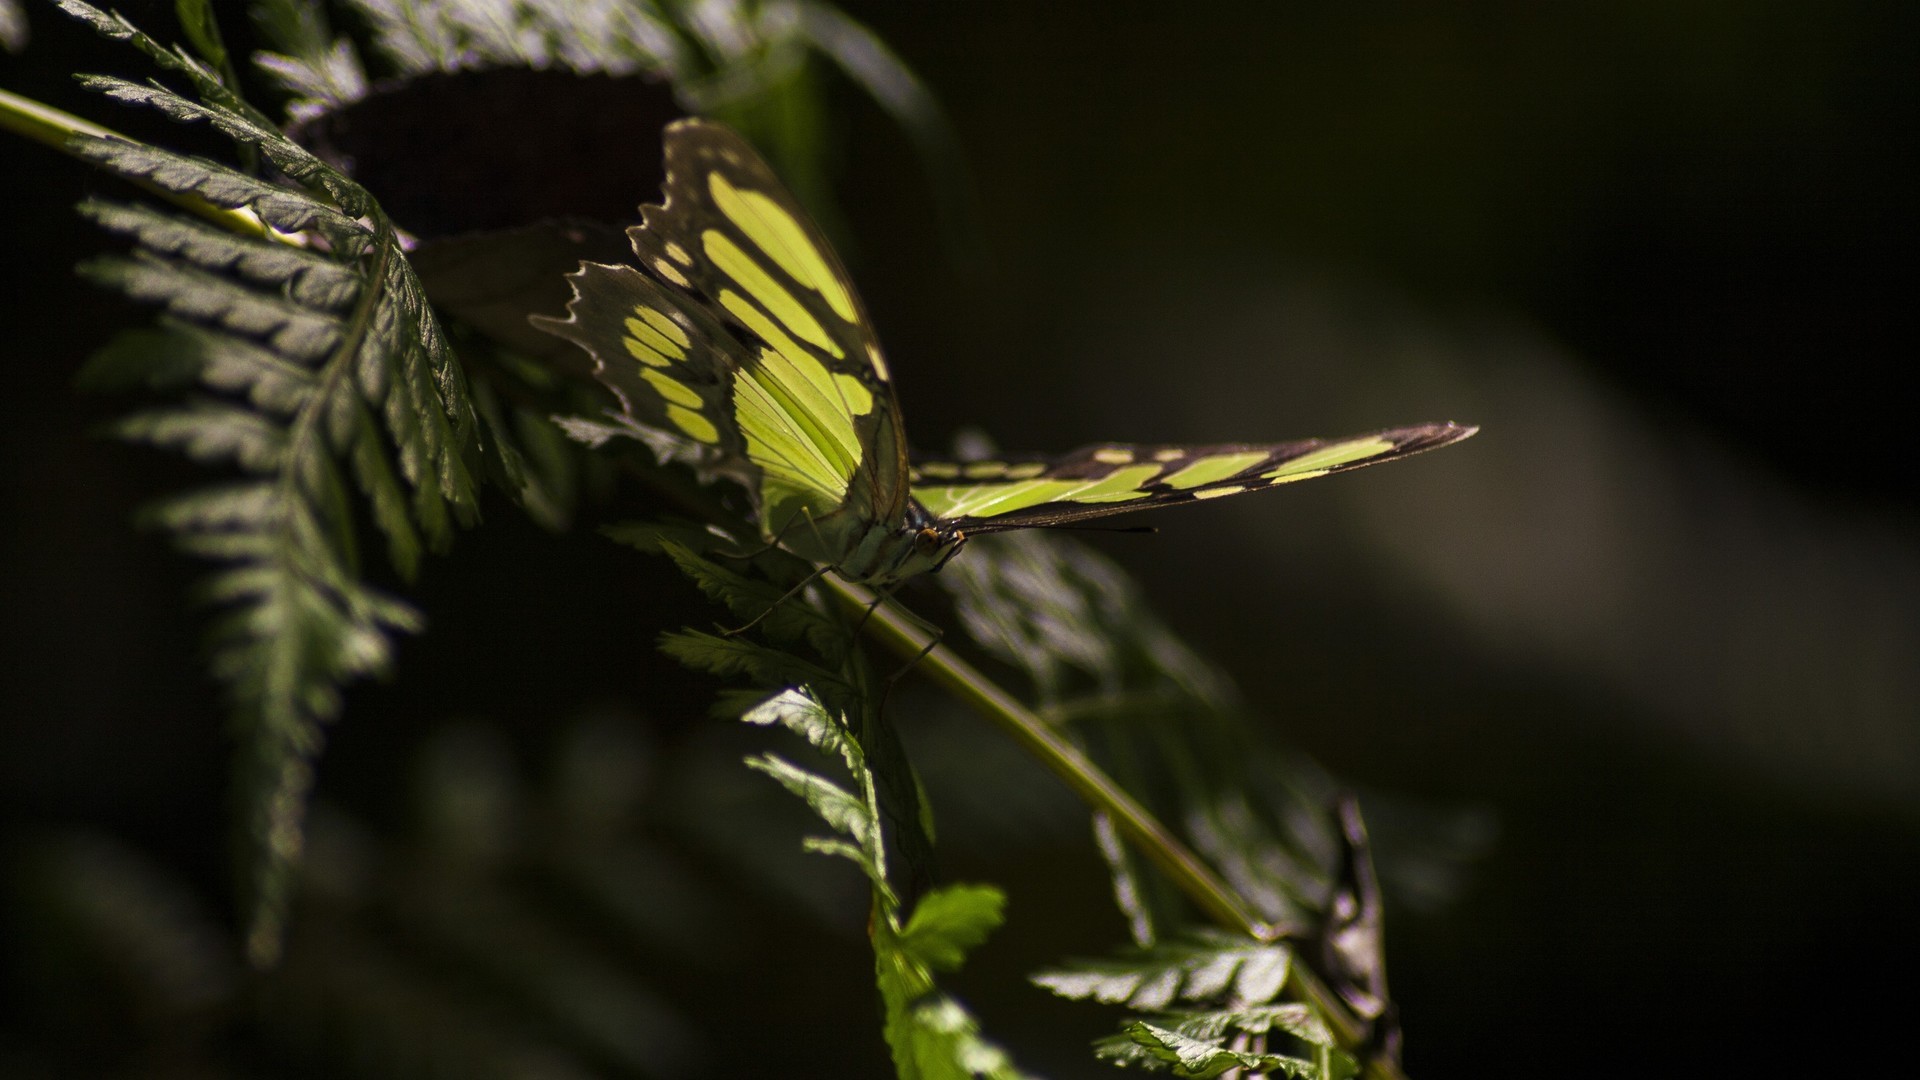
244, 0, 679, 126
940, 532, 1340, 937
743, 689, 1030, 1080
1100, 1020, 1341, 1080
44, 0, 968, 984
604, 523, 1024, 1072
937, 532, 1414, 1076
58, 0, 487, 969
11, 3, 1478, 1075
628, 523, 1402, 1077
638, 531, 940, 896
1033, 932, 1295, 1010
45, 0, 957, 979
1036, 933, 1354, 1078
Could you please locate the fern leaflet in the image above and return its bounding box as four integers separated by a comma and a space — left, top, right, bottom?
1036, 933, 1353, 1079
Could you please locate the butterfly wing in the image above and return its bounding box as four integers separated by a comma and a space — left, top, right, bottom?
533, 256, 755, 474
629, 120, 910, 539
536, 120, 910, 561
910, 423, 1476, 533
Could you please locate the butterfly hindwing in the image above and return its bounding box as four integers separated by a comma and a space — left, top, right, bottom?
533, 259, 752, 470
909, 423, 1477, 532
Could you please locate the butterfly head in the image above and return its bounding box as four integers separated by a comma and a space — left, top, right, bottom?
916, 521, 967, 566
877, 518, 966, 586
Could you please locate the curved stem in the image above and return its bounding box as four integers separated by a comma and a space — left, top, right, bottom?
828, 576, 1268, 937
0, 85, 272, 238
824, 576, 1406, 1079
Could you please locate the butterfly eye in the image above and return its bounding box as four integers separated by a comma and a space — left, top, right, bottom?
913, 527, 944, 554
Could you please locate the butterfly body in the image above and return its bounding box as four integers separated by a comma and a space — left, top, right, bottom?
790, 499, 966, 587
534, 120, 1474, 585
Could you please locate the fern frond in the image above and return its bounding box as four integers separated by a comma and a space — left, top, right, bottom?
465, 373, 588, 531
658, 542, 847, 659
250, 0, 960, 244
254, 0, 691, 117
742, 690, 1030, 1080
930, 534, 1415, 1074
742, 684, 865, 771
658, 629, 848, 694
73, 74, 369, 212
75, 324, 224, 392
1098, 1022, 1333, 1080
79, 198, 359, 306
348, 0, 681, 76
79, 252, 343, 358
52, 0, 268, 125
251, 0, 368, 112
76, 192, 476, 542
172, 0, 245, 102
59, 0, 496, 966
895, 883, 1006, 974
67, 135, 364, 240
115, 400, 290, 470
943, 533, 1343, 931
1163, 1004, 1336, 1045
1039, 934, 1354, 1078
1034, 932, 1293, 1012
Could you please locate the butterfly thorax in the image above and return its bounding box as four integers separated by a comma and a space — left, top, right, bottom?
801, 499, 965, 586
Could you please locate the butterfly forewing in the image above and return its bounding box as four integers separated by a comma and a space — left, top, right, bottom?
909, 423, 1477, 532
626, 121, 912, 534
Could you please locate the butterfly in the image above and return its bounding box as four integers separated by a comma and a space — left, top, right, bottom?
534, 119, 1476, 586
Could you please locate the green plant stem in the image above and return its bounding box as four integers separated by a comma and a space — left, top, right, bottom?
825, 576, 1406, 1080
829, 578, 1266, 935
0, 85, 273, 239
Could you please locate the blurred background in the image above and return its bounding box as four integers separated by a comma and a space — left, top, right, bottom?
3, 1, 1916, 1076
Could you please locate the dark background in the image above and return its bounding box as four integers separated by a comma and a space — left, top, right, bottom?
4, 1, 1918, 1075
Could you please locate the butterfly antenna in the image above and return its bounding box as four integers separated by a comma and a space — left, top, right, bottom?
1045, 523, 1159, 535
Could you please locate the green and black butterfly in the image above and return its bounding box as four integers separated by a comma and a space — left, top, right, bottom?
535, 119, 1476, 586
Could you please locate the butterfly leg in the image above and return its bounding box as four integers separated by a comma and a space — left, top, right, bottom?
875, 626, 945, 717
852, 580, 900, 635
711, 513, 803, 565
711, 538, 779, 563
861, 586, 947, 706
719, 562, 831, 636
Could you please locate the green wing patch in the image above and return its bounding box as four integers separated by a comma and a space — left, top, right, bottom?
626, 120, 912, 528
909, 423, 1477, 531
